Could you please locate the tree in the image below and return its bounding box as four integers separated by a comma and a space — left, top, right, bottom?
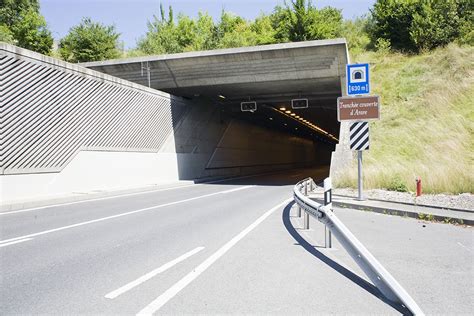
369, 0, 419, 52
0, 0, 53, 54
341, 16, 371, 54
0, 0, 39, 26
410, 0, 460, 50
137, 4, 181, 54
216, 12, 257, 48
0, 24, 15, 44
191, 12, 218, 51
457, 0, 474, 45
251, 14, 277, 45
59, 18, 121, 63
369, 0, 471, 52
271, 0, 342, 42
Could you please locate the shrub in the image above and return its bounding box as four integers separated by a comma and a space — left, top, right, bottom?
369, 0, 472, 52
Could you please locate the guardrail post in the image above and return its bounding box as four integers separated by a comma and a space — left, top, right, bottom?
297, 185, 302, 217
324, 178, 332, 248
304, 181, 309, 229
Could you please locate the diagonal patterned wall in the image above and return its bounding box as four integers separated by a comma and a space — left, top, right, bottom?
0, 50, 188, 175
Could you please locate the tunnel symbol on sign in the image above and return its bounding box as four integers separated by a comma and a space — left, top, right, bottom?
350, 67, 366, 83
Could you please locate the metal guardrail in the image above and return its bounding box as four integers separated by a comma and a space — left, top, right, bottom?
293, 177, 424, 316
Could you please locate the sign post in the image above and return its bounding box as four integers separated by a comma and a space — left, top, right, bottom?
338, 63, 379, 201
358, 151, 363, 200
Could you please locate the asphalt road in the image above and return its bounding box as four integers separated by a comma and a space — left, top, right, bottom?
1, 168, 472, 315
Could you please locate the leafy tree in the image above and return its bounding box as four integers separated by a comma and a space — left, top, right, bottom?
456, 0, 474, 45
369, 0, 472, 52
191, 12, 218, 51
410, 0, 461, 50
0, 0, 53, 54
0, 24, 15, 44
251, 14, 277, 45
59, 18, 121, 63
341, 16, 371, 54
369, 0, 419, 52
0, 0, 39, 26
271, 0, 342, 42
137, 4, 181, 54
310, 7, 343, 39
217, 12, 257, 48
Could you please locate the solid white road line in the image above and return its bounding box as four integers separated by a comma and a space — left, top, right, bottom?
0, 238, 33, 248
0, 168, 274, 216
0, 186, 255, 245
105, 247, 205, 299
136, 197, 293, 315
219, 185, 254, 194
0, 183, 199, 216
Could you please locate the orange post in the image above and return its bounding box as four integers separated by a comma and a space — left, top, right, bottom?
416, 177, 422, 197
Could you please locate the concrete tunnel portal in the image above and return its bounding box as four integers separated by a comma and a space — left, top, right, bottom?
83, 39, 349, 180
0, 39, 350, 202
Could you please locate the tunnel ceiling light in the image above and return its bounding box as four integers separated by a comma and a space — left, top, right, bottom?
269, 117, 273, 120
277, 106, 338, 142
218, 94, 226, 99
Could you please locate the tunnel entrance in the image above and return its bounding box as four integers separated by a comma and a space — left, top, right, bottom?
83, 39, 349, 181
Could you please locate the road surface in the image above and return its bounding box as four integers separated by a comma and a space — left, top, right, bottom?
1, 168, 472, 314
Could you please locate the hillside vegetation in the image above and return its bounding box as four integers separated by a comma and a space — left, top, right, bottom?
336, 44, 474, 194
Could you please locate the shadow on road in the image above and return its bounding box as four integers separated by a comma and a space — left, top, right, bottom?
281, 201, 411, 315
194, 166, 330, 187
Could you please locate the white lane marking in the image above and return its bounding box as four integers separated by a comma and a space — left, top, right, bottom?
457, 242, 472, 253
0, 238, 33, 248
0, 186, 254, 245
0, 183, 198, 216
1, 167, 276, 216
219, 185, 254, 194
105, 247, 205, 299
136, 197, 293, 315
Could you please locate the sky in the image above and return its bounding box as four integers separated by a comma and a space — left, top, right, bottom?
40, 0, 376, 49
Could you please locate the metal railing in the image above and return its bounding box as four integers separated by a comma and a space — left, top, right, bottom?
293, 177, 424, 316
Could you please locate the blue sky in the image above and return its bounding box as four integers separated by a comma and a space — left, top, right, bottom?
41, 0, 376, 49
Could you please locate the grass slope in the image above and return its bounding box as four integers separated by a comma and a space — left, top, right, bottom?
336, 44, 474, 194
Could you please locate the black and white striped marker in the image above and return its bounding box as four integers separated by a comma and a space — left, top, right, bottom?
350, 121, 370, 151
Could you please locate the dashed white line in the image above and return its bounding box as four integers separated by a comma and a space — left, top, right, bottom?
105, 247, 205, 299
136, 197, 293, 315
0, 238, 33, 248
457, 242, 472, 253
0, 186, 254, 245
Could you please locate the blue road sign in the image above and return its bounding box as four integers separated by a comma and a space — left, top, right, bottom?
347, 63, 370, 95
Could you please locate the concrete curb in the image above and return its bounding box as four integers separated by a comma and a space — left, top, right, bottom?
333, 194, 474, 214
310, 198, 474, 226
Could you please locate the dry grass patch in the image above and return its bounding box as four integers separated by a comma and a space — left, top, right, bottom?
335, 44, 474, 194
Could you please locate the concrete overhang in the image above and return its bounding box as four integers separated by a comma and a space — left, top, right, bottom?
83, 39, 349, 141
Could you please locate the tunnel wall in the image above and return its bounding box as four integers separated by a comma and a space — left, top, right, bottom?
158, 102, 318, 180
0, 44, 318, 204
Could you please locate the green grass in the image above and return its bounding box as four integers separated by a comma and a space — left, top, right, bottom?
336, 44, 474, 194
